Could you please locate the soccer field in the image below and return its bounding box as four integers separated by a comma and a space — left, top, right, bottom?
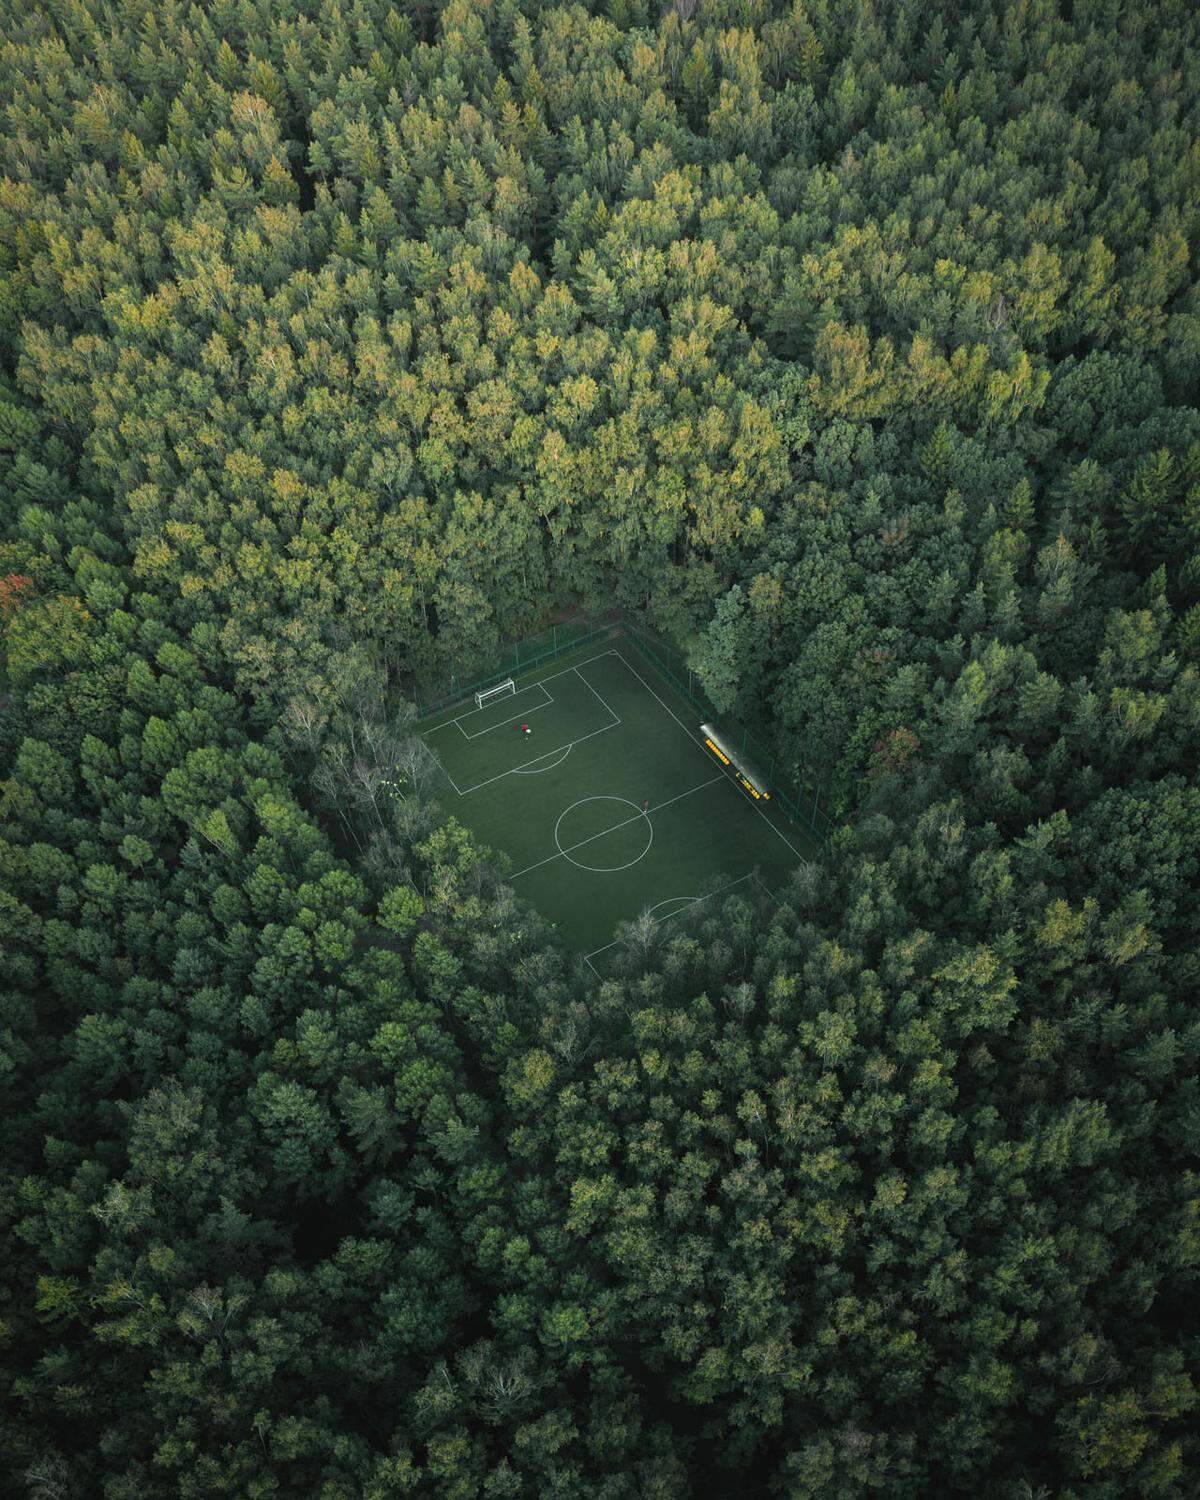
420, 638, 818, 965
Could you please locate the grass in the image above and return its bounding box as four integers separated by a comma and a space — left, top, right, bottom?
419, 635, 818, 965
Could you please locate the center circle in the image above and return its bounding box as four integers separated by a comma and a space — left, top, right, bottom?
554, 795, 654, 872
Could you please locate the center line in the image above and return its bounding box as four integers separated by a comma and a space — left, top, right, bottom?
509, 774, 724, 880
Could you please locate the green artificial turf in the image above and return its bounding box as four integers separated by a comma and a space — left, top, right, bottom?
420, 636, 818, 964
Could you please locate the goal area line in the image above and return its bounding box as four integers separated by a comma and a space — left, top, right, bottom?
424, 680, 552, 739
424, 648, 621, 729
456, 683, 552, 740
424, 644, 812, 860
432, 658, 623, 798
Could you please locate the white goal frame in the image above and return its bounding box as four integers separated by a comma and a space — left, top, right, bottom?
475, 678, 516, 710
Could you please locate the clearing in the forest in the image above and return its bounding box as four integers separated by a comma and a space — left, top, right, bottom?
420, 637, 817, 967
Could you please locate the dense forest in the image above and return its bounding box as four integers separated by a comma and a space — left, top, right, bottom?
2, 0, 1199, 1494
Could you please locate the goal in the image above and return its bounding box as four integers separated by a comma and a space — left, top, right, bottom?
475, 678, 516, 710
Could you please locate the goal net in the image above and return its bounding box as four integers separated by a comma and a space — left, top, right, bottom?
475, 678, 516, 710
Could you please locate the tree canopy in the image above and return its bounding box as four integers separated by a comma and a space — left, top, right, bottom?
1, 0, 1198, 1494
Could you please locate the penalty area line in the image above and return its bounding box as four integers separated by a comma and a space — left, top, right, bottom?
511, 743, 573, 774
426, 652, 627, 799
456, 715, 619, 796
572, 663, 622, 732
422, 648, 622, 733
582, 869, 766, 974
455, 682, 554, 740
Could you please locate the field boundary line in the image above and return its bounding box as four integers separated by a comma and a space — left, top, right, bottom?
509, 773, 724, 881
748, 793, 808, 862
583, 869, 765, 976
454, 683, 553, 739
424, 649, 621, 730
440, 764, 464, 796
613, 648, 809, 864
457, 714, 619, 796
573, 662, 621, 724
749, 869, 776, 904
424, 649, 624, 797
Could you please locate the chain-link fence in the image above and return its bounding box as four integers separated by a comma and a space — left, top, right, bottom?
413, 612, 620, 719
619, 614, 835, 843
412, 607, 834, 842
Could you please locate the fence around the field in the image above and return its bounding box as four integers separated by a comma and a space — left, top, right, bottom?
619, 616, 834, 844
412, 608, 834, 843
412, 613, 621, 720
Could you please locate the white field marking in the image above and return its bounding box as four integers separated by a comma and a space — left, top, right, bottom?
554, 795, 654, 873
424, 648, 622, 732
583, 870, 764, 973
511, 743, 573, 774
509, 773, 723, 880
425, 680, 544, 734
423, 681, 552, 739
749, 869, 778, 904
423, 650, 624, 797
456, 683, 553, 740
572, 663, 620, 724
501, 660, 618, 774
612, 650, 810, 864
439, 764, 464, 796
643, 895, 702, 919
746, 789, 808, 862
455, 713, 619, 796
